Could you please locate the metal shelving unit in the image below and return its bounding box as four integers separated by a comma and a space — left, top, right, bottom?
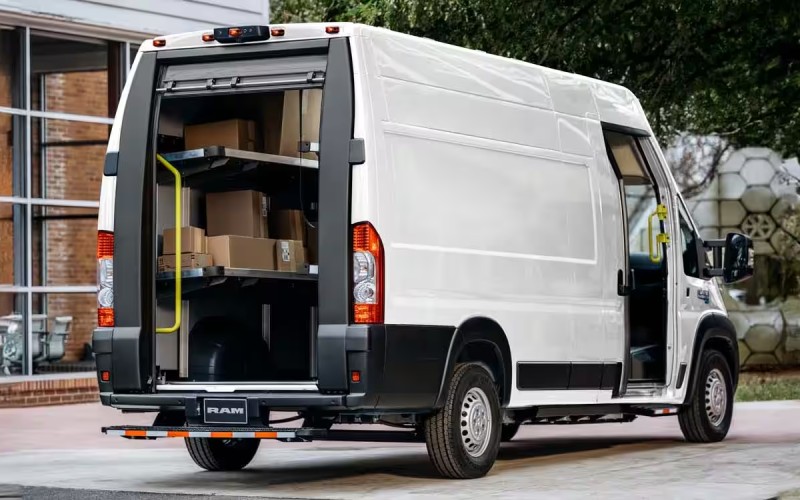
160, 147, 318, 179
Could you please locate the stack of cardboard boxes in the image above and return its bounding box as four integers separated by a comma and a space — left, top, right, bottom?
158, 226, 212, 272
159, 190, 311, 273
157, 88, 324, 274
180, 89, 322, 156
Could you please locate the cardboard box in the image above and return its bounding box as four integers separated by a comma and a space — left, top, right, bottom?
206, 190, 269, 238
270, 209, 306, 242
208, 235, 275, 270
158, 253, 213, 272
275, 239, 306, 272
163, 226, 207, 255
184, 119, 257, 151
262, 90, 322, 159
306, 223, 318, 265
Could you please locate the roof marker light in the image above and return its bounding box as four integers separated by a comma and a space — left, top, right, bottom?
202, 33, 214, 42
213, 26, 270, 44
271, 28, 285, 37
153, 39, 166, 47
325, 26, 340, 34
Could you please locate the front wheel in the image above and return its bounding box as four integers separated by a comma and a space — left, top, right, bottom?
678, 349, 734, 443
424, 363, 501, 479
185, 437, 260, 471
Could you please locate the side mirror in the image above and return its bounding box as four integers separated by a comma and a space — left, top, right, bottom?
722, 233, 755, 284
704, 233, 754, 284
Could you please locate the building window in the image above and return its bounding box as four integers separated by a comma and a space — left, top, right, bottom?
0, 27, 134, 377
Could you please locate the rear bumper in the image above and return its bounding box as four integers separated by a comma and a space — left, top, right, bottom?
94, 323, 456, 415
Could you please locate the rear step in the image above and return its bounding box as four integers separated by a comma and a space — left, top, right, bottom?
103, 426, 423, 443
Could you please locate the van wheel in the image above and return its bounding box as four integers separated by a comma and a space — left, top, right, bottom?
424, 363, 501, 479
185, 437, 260, 471
678, 349, 734, 443
501, 422, 520, 442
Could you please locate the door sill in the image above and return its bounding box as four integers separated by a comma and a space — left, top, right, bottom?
623, 381, 665, 398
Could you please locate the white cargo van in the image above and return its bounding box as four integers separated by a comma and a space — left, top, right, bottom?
94, 22, 754, 479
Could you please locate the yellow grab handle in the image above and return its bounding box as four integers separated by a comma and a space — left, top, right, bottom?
156, 154, 181, 334
647, 203, 669, 264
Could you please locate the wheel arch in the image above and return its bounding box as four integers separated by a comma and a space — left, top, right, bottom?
683, 313, 739, 405
434, 316, 513, 407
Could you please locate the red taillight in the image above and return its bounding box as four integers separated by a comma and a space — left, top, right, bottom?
352, 222, 384, 324
97, 231, 114, 327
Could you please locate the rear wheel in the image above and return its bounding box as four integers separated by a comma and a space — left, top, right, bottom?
424, 363, 501, 479
678, 349, 734, 443
185, 437, 260, 471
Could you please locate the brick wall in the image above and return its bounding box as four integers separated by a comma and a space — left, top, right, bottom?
0, 376, 99, 408
0, 63, 108, 362
0, 33, 14, 316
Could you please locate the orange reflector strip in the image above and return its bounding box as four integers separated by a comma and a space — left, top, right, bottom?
125, 430, 147, 437
167, 431, 189, 438
254, 432, 278, 439
210, 432, 234, 439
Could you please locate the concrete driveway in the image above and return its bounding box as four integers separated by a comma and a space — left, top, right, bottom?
0, 401, 799, 499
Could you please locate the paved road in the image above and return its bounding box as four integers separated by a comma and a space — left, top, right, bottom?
0, 401, 799, 499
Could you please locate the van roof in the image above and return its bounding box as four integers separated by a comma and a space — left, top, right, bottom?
140, 23, 648, 134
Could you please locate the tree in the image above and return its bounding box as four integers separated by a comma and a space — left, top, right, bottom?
271, 0, 800, 192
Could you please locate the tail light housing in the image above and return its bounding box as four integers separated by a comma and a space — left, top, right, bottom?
97, 231, 114, 327
352, 222, 384, 324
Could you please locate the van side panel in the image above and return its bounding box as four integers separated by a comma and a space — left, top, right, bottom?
357, 28, 627, 407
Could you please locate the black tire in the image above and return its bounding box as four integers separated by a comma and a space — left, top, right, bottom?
424, 363, 501, 479
500, 422, 520, 442
185, 437, 260, 471
678, 349, 734, 443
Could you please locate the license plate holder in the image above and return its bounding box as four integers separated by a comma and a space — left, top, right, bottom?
203, 398, 248, 424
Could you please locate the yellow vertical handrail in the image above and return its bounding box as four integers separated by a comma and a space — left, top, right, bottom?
156, 154, 181, 334
647, 203, 669, 264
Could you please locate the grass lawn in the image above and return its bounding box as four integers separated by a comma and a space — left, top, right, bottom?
736, 370, 800, 402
